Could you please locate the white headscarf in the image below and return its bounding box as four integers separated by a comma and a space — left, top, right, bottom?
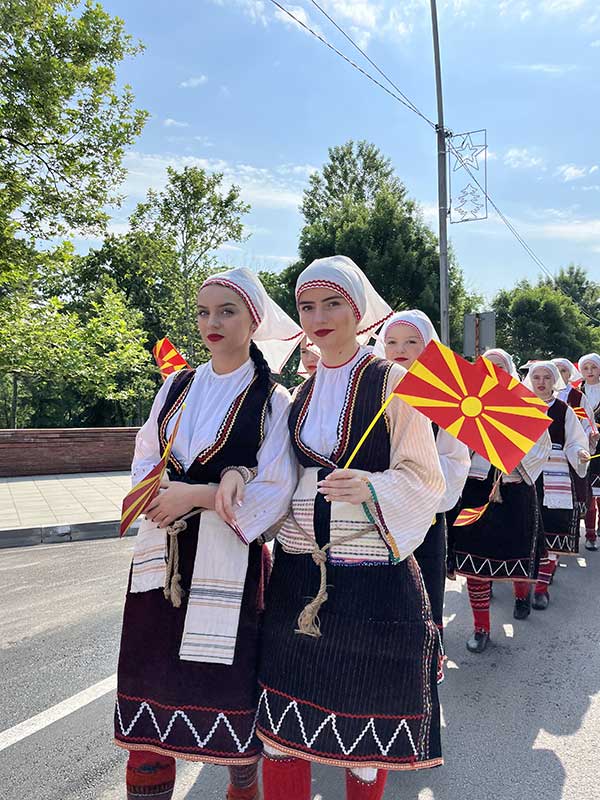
200, 267, 302, 373
552, 358, 582, 383
579, 353, 600, 374
482, 348, 520, 380
295, 255, 392, 339
524, 360, 566, 392
373, 309, 439, 358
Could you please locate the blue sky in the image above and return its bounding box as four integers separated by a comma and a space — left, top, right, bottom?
92, 0, 600, 302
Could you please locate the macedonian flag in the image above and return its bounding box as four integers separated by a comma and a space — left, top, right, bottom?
153, 337, 190, 380
119, 405, 185, 537
394, 341, 551, 474
476, 356, 547, 408
453, 503, 489, 527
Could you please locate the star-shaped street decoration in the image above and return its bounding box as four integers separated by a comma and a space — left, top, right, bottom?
452, 134, 487, 172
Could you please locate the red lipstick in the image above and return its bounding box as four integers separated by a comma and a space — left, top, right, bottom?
207, 334, 224, 342
314, 329, 334, 338
395, 357, 408, 363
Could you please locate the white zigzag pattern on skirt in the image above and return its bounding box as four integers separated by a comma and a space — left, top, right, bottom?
546, 535, 573, 550
116, 689, 419, 759
456, 553, 528, 577
258, 689, 418, 758
115, 697, 259, 754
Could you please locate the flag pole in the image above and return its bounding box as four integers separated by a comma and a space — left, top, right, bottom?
343, 394, 395, 469
430, 0, 450, 346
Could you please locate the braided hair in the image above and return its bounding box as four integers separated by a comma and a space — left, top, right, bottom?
249, 340, 273, 414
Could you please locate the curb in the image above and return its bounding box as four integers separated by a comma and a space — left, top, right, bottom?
0, 520, 139, 549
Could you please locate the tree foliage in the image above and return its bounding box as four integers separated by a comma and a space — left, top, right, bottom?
277, 141, 482, 350
0, 0, 148, 236
493, 280, 600, 366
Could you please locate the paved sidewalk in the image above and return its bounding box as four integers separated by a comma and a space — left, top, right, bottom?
0, 472, 133, 547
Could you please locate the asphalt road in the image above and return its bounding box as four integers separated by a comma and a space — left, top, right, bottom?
1, 534, 599, 800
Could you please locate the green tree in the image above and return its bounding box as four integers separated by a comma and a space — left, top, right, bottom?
281, 141, 481, 350
0, 0, 147, 236
540, 264, 600, 321
493, 281, 600, 366
129, 166, 250, 361
70, 230, 179, 345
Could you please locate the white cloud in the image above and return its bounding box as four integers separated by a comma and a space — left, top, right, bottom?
194, 136, 214, 147
504, 148, 545, 169
179, 75, 208, 88
556, 163, 588, 181
512, 63, 577, 74
163, 118, 189, 128
540, 0, 587, 12
590, 39, 600, 46
590, 165, 599, 174
581, 184, 600, 191
122, 151, 308, 210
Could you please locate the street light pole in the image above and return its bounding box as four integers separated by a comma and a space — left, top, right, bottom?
430, 0, 450, 345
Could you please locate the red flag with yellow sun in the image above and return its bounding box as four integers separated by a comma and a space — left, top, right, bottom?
393, 341, 551, 474
153, 337, 189, 380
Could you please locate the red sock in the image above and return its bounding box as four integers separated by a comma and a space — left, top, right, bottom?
466, 578, 491, 632
126, 750, 175, 799
535, 557, 554, 593
262, 754, 311, 800
346, 769, 388, 800
513, 581, 530, 600
226, 782, 259, 800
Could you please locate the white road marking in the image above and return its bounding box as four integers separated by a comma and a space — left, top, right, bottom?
0, 562, 40, 571
0, 674, 117, 753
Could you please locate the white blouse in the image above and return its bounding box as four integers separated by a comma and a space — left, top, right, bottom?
436, 429, 471, 513
548, 398, 589, 478
582, 382, 600, 413
467, 429, 552, 485
557, 386, 597, 437
132, 360, 297, 543
301, 348, 445, 560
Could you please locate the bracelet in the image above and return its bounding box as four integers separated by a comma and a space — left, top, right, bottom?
220, 465, 257, 485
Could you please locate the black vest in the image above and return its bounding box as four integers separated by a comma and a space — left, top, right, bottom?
156, 368, 274, 484
289, 354, 393, 548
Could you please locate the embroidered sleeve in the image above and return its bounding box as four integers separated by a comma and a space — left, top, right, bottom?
131, 373, 178, 486
363, 364, 445, 562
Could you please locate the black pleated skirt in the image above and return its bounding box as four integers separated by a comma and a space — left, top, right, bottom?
448, 476, 542, 582
114, 519, 266, 765
256, 546, 442, 771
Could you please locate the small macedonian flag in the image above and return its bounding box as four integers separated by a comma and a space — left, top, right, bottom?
394, 341, 551, 474
153, 337, 190, 380
120, 405, 185, 537
453, 503, 489, 527
477, 356, 548, 408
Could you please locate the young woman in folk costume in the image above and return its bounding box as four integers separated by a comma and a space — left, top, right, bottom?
521, 361, 590, 610
552, 357, 598, 550
256, 255, 446, 800
578, 353, 600, 550
114, 267, 300, 800
374, 309, 470, 681
446, 348, 552, 653
297, 335, 320, 378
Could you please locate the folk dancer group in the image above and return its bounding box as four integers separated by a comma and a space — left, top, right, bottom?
112, 255, 598, 800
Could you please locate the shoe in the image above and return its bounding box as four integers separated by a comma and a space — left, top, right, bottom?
513, 597, 531, 620
466, 630, 490, 653
532, 591, 550, 610
585, 539, 598, 551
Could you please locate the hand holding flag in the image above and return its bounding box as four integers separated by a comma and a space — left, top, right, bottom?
120, 405, 185, 537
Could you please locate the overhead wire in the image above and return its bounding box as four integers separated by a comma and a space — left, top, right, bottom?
265, 0, 600, 325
